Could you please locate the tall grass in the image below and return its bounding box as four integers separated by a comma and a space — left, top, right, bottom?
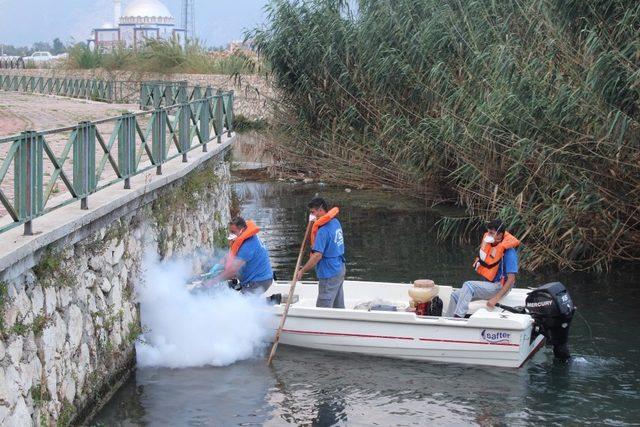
66, 39, 265, 75
251, 0, 640, 271
67, 44, 104, 69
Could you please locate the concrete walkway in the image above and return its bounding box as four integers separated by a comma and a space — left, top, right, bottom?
0, 91, 142, 217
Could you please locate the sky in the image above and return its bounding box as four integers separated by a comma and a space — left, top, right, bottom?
0, 0, 270, 47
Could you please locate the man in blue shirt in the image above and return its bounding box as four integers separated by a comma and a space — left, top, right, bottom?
209, 217, 274, 295
445, 219, 519, 317
296, 198, 346, 308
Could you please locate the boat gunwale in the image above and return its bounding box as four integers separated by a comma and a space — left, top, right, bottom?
268, 280, 534, 331
272, 305, 534, 331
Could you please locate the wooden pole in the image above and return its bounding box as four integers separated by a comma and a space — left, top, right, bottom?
267, 217, 314, 366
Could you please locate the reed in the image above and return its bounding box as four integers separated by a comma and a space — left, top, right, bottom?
251, 0, 640, 271
66, 39, 265, 75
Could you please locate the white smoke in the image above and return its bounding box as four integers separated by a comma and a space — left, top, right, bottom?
135, 252, 276, 368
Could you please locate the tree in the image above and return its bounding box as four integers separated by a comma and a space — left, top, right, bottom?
52, 38, 66, 55
32, 41, 52, 53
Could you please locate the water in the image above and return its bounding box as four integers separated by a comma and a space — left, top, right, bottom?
95, 181, 640, 426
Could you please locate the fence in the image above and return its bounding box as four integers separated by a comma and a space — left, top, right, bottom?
139, 81, 224, 110
0, 74, 140, 103
0, 74, 230, 108
0, 57, 25, 69
0, 90, 234, 235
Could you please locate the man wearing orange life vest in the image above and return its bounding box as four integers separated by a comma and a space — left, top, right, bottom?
207, 217, 274, 294
445, 219, 520, 318
295, 197, 346, 309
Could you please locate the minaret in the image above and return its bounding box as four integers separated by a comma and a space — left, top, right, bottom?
114, 0, 122, 26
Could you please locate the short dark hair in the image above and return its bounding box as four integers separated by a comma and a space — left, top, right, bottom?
308, 197, 328, 211
487, 219, 505, 233
229, 216, 247, 228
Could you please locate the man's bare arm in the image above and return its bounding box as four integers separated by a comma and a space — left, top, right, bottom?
296, 252, 323, 281
487, 273, 516, 308
205, 258, 245, 286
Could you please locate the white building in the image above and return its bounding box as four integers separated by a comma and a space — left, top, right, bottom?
90, 0, 186, 50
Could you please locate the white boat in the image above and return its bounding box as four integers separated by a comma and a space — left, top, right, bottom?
265, 280, 574, 368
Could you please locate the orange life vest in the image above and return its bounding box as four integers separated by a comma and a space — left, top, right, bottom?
225, 220, 260, 270
310, 207, 339, 246
473, 231, 520, 284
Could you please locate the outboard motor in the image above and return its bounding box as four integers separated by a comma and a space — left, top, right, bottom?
525, 282, 575, 361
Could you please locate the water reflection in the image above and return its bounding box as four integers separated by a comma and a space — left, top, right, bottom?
97, 363, 276, 426
232, 181, 471, 285
94, 181, 640, 426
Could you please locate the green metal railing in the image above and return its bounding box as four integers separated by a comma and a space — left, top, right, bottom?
0, 90, 234, 235
0, 74, 230, 110
0, 74, 140, 103
139, 81, 229, 111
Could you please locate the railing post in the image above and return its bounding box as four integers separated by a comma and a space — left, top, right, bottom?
14, 131, 43, 235
178, 81, 190, 162
118, 113, 136, 189
165, 84, 174, 107
107, 80, 114, 102
192, 85, 202, 101
139, 82, 148, 109
178, 81, 188, 104
179, 102, 190, 162
226, 90, 234, 137
152, 108, 167, 175
199, 98, 210, 152
153, 82, 162, 109
216, 90, 223, 144
73, 121, 96, 210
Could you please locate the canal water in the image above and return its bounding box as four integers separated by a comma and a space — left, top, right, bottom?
95, 181, 640, 425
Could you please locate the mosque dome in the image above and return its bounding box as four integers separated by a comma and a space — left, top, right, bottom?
120, 0, 174, 25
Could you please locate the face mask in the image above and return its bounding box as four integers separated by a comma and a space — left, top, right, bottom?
483, 235, 495, 244
227, 233, 238, 241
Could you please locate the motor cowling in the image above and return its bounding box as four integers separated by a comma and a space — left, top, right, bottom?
525, 282, 575, 361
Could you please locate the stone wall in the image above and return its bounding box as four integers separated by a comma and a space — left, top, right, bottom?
0, 153, 232, 426
0, 68, 272, 120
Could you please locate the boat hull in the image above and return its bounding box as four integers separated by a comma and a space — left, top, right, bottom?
267, 280, 545, 368
276, 311, 545, 368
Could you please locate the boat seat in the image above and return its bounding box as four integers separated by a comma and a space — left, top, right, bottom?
467, 300, 489, 315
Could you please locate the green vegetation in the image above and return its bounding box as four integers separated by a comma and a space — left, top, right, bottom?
151, 163, 221, 257
66, 39, 265, 75
32, 247, 63, 280
32, 315, 51, 336
233, 114, 269, 133
31, 385, 52, 406
0, 282, 52, 338
213, 228, 228, 248
125, 322, 143, 344
65, 44, 103, 69
230, 189, 242, 219
104, 218, 128, 245
181, 165, 220, 209
0, 38, 67, 56
252, 0, 640, 271
33, 247, 76, 287
56, 400, 76, 427
9, 320, 29, 336
0, 281, 8, 333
